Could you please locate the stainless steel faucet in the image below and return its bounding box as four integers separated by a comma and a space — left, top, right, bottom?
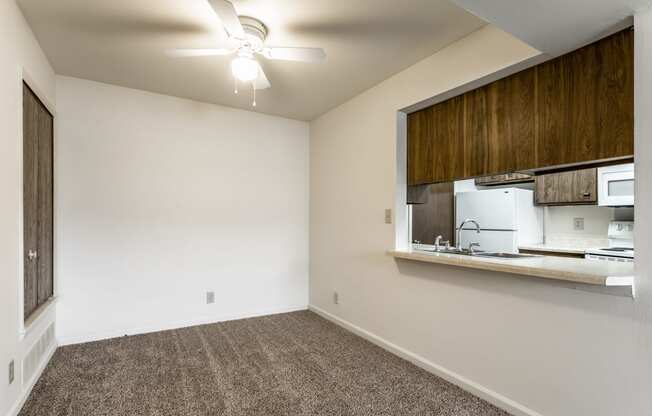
434, 235, 450, 252
457, 219, 481, 250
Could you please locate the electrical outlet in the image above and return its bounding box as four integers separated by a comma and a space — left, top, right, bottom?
384, 209, 392, 224
9, 360, 14, 384
206, 291, 215, 304
333, 291, 339, 305
573, 218, 585, 231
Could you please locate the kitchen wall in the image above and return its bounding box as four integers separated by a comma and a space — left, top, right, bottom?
0, 1, 57, 415
310, 23, 649, 416
543, 206, 615, 247
55, 76, 309, 345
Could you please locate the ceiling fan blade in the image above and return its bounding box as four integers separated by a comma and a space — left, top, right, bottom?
166, 48, 235, 57
207, 0, 245, 39
254, 66, 271, 90
262, 47, 326, 62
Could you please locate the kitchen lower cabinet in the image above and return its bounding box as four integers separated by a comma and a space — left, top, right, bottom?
411, 182, 455, 245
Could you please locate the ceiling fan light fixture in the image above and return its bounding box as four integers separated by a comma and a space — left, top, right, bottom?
231, 56, 259, 82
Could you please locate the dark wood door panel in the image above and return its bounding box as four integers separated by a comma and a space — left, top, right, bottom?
37, 105, 54, 305
537, 29, 634, 166
23, 85, 40, 318
407, 109, 433, 185
407, 96, 465, 185
23, 82, 54, 320
535, 168, 597, 205
432, 96, 465, 182
411, 182, 455, 245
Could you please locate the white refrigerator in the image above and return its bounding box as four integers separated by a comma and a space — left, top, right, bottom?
455, 188, 543, 253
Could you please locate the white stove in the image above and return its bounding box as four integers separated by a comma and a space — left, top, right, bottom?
585, 221, 634, 263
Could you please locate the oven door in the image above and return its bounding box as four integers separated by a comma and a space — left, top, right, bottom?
598, 163, 634, 206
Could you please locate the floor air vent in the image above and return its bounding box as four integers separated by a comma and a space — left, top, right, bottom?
22, 323, 56, 388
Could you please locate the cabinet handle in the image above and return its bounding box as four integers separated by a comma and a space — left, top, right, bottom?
583, 192, 591, 198
27, 250, 37, 261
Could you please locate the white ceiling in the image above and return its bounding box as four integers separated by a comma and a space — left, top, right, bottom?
18, 0, 486, 121
450, 0, 650, 55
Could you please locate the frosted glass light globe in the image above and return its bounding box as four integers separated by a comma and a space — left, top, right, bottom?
231, 57, 259, 82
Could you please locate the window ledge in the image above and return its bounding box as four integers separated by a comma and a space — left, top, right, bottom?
21, 296, 57, 340
388, 249, 634, 297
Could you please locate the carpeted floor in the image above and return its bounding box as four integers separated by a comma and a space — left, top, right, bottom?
19, 311, 510, 416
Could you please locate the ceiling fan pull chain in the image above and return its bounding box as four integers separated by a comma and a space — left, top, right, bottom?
252, 83, 257, 107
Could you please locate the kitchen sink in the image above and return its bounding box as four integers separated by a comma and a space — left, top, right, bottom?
420, 248, 536, 259
473, 252, 536, 259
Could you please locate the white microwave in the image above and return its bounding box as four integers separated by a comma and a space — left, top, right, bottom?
598, 163, 635, 206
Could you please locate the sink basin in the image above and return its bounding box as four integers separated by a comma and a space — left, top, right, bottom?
417, 248, 536, 259
473, 252, 535, 259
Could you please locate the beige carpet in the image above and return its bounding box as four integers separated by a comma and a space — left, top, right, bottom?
19, 310, 510, 415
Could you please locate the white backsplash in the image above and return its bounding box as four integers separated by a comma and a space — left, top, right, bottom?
543, 205, 634, 248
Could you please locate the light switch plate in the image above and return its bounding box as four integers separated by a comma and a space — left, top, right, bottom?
8, 360, 14, 384
573, 218, 585, 231
384, 209, 392, 224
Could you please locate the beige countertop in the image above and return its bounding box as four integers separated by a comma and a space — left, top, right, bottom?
388, 249, 634, 288
517, 244, 586, 255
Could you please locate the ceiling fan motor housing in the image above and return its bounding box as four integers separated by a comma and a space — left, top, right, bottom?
238, 16, 268, 50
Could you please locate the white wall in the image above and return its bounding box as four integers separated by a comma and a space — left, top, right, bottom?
544, 206, 615, 246
634, 7, 652, 413
55, 76, 309, 344
310, 24, 650, 416
0, 1, 57, 415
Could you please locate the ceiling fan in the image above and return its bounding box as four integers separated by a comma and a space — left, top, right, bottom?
167, 0, 327, 106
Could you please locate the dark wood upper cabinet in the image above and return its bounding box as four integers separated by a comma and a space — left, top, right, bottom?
407, 29, 634, 186
464, 69, 537, 178
537, 29, 634, 166
407, 95, 465, 184
535, 168, 597, 206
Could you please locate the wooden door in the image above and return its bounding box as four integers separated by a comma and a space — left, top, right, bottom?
23, 85, 40, 318
411, 182, 455, 245
37, 101, 54, 306
23, 83, 54, 320
535, 168, 597, 205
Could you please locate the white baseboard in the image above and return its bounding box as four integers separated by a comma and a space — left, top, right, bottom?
7, 342, 58, 416
309, 304, 543, 416
58, 305, 308, 346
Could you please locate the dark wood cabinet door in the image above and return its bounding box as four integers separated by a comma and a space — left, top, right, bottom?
487, 68, 537, 173
411, 182, 455, 245
407, 109, 434, 185
464, 68, 537, 177
537, 29, 634, 166
23, 83, 54, 320
407, 96, 465, 185
23, 85, 40, 318
535, 168, 597, 205
37, 103, 54, 306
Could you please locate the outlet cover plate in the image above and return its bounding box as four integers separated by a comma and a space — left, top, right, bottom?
206, 291, 215, 304
573, 218, 585, 231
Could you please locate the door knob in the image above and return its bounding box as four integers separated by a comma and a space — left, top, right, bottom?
27, 250, 37, 261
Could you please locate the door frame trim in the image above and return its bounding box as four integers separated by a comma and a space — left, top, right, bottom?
18, 67, 57, 338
